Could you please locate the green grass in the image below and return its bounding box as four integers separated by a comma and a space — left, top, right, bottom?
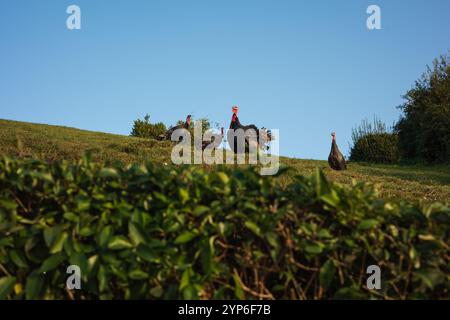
0, 119, 173, 164
1, 118, 449, 203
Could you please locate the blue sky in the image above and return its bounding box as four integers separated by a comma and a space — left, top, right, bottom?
1, 0, 449, 159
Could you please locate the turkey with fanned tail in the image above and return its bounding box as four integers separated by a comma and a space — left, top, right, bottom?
227, 105, 272, 153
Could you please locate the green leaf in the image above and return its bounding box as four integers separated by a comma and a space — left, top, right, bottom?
129, 222, 148, 245
314, 169, 331, 197
98, 226, 113, 247
216, 172, 229, 185
99, 168, 119, 178
129, 269, 148, 280
305, 241, 323, 254
358, 219, 379, 230
218, 222, 226, 237
43, 226, 63, 248
174, 231, 198, 244
63, 212, 79, 222
33, 172, 53, 183
266, 232, 280, 253
108, 236, 133, 250
200, 236, 216, 276
10, 250, 29, 268
317, 229, 333, 239
0, 276, 16, 299
69, 252, 88, 280
319, 259, 336, 290
97, 266, 108, 293
25, 272, 44, 299
244, 202, 258, 211
79, 227, 94, 237
76, 198, 91, 211
150, 286, 163, 298
182, 284, 198, 299
413, 269, 445, 290
40, 253, 66, 272
50, 232, 68, 254
232, 272, 245, 300
321, 189, 340, 207
179, 188, 189, 204
136, 245, 160, 263
193, 205, 209, 216
179, 269, 191, 291
153, 192, 167, 203
418, 234, 435, 241
244, 221, 261, 237
0, 199, 18, 211
87, 255, 99, 274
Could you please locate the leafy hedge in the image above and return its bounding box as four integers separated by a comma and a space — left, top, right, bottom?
0, 156, 448, 300
350, 133, 400, 164
130, 114, 166, 139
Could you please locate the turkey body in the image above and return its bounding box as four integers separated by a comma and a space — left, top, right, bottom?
158, 115, 191, 141
228, 114, 260, 154
328, 137, 347, 170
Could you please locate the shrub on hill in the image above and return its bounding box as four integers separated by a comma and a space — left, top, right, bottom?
350, 133, 400, 164
130, 114, 166, 139
350, 118, 399, 164
0, 156, 448, 299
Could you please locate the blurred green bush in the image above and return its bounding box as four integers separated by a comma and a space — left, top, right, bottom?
0, 156, 448, 300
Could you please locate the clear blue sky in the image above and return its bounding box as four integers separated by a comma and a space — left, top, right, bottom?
1, 0, 449, 159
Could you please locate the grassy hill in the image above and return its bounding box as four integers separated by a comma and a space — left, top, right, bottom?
1, 118, 449, 203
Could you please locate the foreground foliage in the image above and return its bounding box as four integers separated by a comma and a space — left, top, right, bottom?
0, 156, 448, 300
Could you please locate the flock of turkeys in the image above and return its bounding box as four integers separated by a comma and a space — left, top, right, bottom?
158, 106, 347, 171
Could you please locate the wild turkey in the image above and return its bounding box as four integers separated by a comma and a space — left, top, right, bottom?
328, 132, 347, 170
157, 115, 191, 141
202, 127, 223, 150
227, 106, 272, 153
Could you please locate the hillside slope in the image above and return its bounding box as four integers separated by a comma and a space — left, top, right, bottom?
1, 118, 449, 202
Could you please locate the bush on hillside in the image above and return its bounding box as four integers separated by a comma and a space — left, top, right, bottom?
350, 118, 399, 164
130, 114, 166, 139
395, 54, 450, 163
350, 133, 400, 164
0, 156, 448, 300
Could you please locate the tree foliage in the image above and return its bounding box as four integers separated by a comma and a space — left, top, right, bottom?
395, 54, 450, 163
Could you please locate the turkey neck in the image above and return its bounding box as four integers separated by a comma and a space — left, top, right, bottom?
230, 115, 242, 129
331, 140, 339, 153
